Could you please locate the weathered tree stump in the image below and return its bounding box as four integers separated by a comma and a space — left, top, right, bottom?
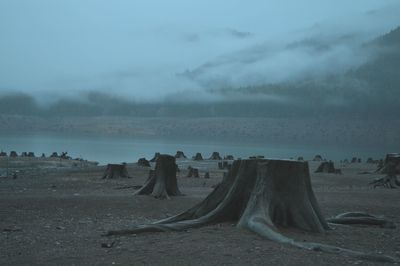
102, 164, 129, 179
193, 153, 203, 161
175, 151, 187, 159
10, 151, 18, 157
106, 159, 398, 263
137, 158, 151, 167
315, 161, 339, 174
150, 152, 160, 162
209, 152, 222, 160
187, 166, 199, 178
134, 155, 182, 199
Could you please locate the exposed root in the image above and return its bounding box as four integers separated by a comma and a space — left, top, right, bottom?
105, 159, 399, 263
327, 212, 396, 229
369, 176, 400, 188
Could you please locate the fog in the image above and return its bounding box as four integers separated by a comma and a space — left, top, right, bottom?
0, 0, 400, 104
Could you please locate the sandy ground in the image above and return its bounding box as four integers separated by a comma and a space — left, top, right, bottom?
0, 157, 399, 265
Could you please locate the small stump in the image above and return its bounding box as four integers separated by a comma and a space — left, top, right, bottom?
102, 164, 130, 179
187, 166, 199, 178
137, 158, 150, 167
209, 152, 222, 160
315, 161, 340, 174
175, 151, 187, 159
135, 155, 183, 199
193, 153, 203, 161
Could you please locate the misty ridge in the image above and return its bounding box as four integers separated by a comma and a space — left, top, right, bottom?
1, 26, 399, 118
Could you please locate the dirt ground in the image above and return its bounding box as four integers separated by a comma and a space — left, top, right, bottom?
0, 157, 399, 265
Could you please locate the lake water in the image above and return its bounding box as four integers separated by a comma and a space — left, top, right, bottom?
0, 134, 389, 165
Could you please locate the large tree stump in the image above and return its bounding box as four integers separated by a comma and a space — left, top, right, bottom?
102, 164, 129, 179
106, 159, 398, 263
134, 154, 182, 199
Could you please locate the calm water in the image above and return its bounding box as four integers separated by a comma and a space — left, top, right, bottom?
0, 134, 389, 165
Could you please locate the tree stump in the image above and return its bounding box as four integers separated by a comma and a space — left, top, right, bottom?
106, 158, 398, 263
175, 151, 187, 159
193, 153, 203, 161
137, 158, 150, 167
209, 152, 222, 160
187, 166, 199, 178
150, 152, 160, 162
102, 164, 129, 179
315, 161, 338, 174
134, 154, 182, 199
313, 155, 323, 161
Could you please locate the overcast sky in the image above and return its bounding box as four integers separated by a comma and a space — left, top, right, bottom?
0, 0, 399, 102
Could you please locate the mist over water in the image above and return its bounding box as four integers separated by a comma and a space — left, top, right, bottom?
0, 0, 399, 104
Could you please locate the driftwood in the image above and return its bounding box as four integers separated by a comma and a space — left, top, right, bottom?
327, 212, 395, 229
102, 164, 129, 179
134, 155, 183, 199
105, 159, 398, 263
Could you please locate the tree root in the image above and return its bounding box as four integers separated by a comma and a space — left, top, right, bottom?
104, 159, 399, 263
369, 176, 400, 188
327, 212, 396, 229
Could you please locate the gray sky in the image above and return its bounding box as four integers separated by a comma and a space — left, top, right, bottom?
0, 0, 399, 102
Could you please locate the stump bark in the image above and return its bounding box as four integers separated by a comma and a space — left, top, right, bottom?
106, 159, 398, 263
102, 164, 129, 179
134, 154, 182, 199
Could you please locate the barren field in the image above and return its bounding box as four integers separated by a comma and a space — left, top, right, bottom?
1, 158, 399, 265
